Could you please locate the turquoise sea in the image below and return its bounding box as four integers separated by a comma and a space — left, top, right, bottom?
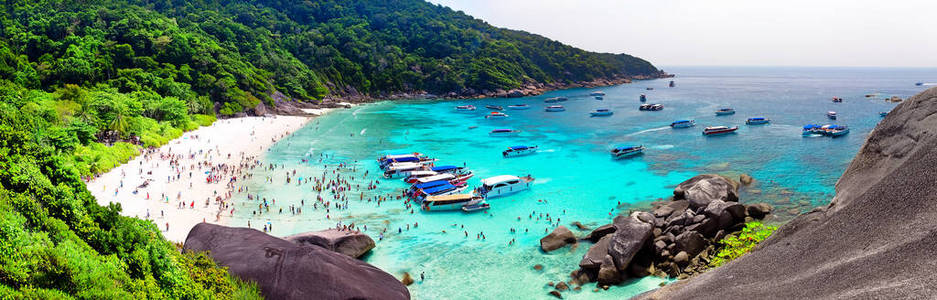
237, 66, 936, 299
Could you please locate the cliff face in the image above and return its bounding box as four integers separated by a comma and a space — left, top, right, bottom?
638, 87, 937, 299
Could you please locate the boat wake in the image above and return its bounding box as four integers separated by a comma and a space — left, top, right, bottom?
541, 149, 557, 153
625, 126, 671, 137
649, 144, 675, 150
534, 178, 551, 185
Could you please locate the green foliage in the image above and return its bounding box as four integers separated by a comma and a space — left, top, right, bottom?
709, 222, 778, 268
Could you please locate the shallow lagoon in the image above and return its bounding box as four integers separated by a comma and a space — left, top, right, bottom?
236, 66, 935, 299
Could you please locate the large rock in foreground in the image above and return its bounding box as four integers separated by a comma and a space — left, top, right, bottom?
184, 223, 409, 300
285, 229, 375, 258
639, 87, 937, 299
606, 216, 653, 271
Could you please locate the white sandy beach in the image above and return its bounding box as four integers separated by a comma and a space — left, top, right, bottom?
88, 116, 312, 242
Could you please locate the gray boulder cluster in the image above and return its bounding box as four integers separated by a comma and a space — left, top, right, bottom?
553, 174, 773, 291
184, 223, 408, 300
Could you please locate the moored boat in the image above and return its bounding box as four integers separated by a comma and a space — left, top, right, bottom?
715, 108, 736, 116
639, 103, 664, 111
456, 105, 476, 111
403, 170, 439, 184
646, 87, 654, 90
485, 105, 503, 111
610, 145, 645, 159
802, 124, 822, 136
545, 105, 566, 112
702, 126, 739, 136
421, 194, 485, 211
880, 111, 888, 117
589, 91, 606, 96
383, 163, 428, 179
507, 104, 530, 110
461, 200, 490, 212
745, 117, 770, 125
590, 109, 613, 117
827, 111, 837, 120
489, 129, 520, 137
832, 97, 843, 103
377, 153, 423, 162
670, 120, 696, 128
828, 125, 850, 137
502, 145, 538, 157
639, 94, 647, 102
476, 175, 534, 199
485, 111, 509, 119
544, 97, 568, 103
595, 96, 603, 100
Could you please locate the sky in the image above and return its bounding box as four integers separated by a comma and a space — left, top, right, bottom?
426, 0, 937, 68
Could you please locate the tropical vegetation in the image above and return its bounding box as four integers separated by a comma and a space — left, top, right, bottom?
709, 222, 778, 268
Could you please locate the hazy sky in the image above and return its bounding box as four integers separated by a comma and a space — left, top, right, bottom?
427, 0, 937, 67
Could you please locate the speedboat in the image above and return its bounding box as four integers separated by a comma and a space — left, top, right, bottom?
489, 129, 520, 137
422, 194, 484, 211
715, 108, 736, 116
670, 120, 696, 128
702, 126, 739, 136
639, 94, 647, 102
802, 124, 822, 136
507, 104, 530, 110
379, 156, 436, 170
610, 145, 645, 159
412, 183, 468, 202
639, 103, 663, 111
485, 105, 503, 111
746, 117, 770, 125
383, 163, 428, 179
545, 105, 566, 112
476, 175, 534, 199
403, 170, 440, 184
544, 97, 568, 103
456, 105, 476, 111
828, 125, 850, 137
832, 97, 843, 103
590, 109, 613, 117
827, 111, 837, 120
503, 145, 538, 158
486, 111, 509, 119
461, 200, 490, 212
589, 91, 606, 96
431, 165, 467, 175
377, 153, 423, 162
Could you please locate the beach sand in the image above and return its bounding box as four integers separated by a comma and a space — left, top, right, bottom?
88, 116, 312, 242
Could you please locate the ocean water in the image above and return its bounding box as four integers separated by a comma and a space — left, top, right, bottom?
235, 66, 936, 299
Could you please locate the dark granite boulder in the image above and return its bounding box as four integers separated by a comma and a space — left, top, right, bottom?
746, 203, 774, 219
583, 224, 616, 242
541, 225, 577, 252
579, 235, 612, 270
673, 174, 739, 209
596, 254, 622, 285
184, 223, 410, 300
674, 231, 707, 258
285, 229, 375, 258
607, 216, 653, 271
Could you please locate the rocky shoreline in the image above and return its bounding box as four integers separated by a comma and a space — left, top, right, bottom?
538, 174, 774, 298
246, 72, 673, 116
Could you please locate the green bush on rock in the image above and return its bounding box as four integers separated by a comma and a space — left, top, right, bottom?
709, 222, 777, 268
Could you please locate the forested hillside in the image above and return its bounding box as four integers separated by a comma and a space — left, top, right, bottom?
0, 0, 660, 297
2, 0, 660, 115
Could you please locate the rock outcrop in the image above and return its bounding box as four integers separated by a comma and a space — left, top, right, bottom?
639, 87, 937, 299
285, 229, 375, 258
184, 223, 409, 300
561, 174, 772, 289
540, 225, 576, 252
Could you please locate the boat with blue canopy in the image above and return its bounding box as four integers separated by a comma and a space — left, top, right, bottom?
802, 124, 822, 136
670, 120, 695, 128
746, 117, 770, 125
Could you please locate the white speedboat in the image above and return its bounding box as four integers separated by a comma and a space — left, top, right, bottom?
489, 129, 520, 137
507, 104, 530, 110
486, 111, 509, 119
610, 145, 645, 159
476, 175, 534, 199
545, 105, 566, 112
383, 163, 427, 179
590, 109, 613, 117
502, 145, 538, 158
456, 105, 476, 111
702, 126, 739, 136
827, 111, 837, 120
422, 194, 485, 211
670, 120, 695, 128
